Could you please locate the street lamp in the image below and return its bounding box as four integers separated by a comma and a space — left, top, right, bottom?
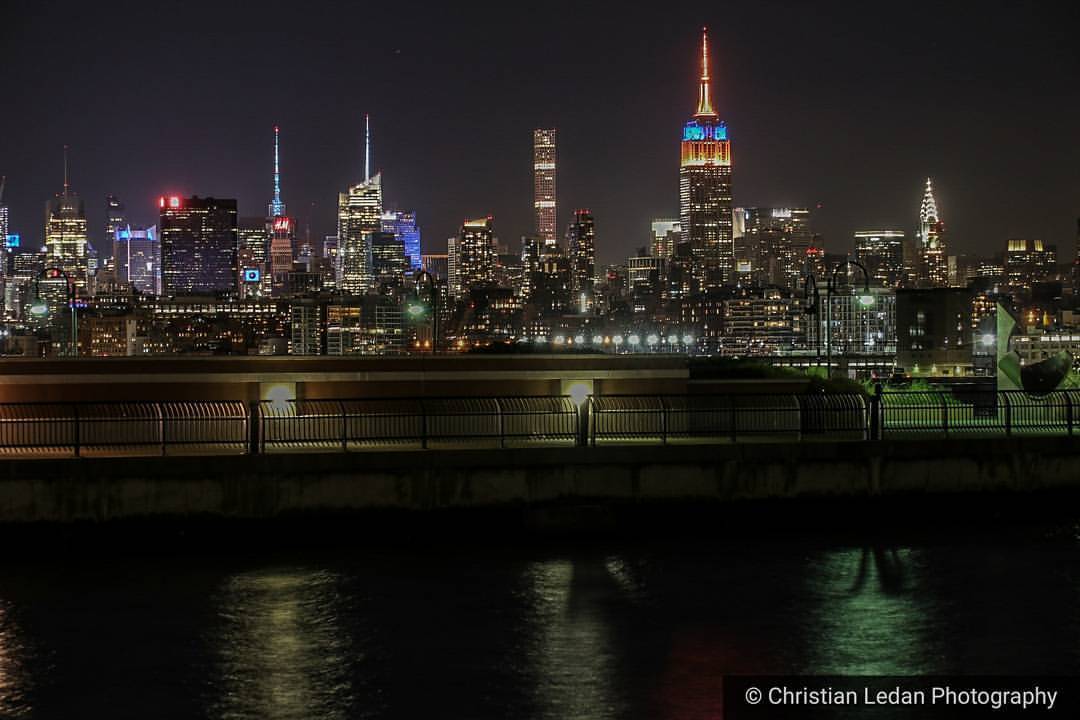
825, 259, 872, 379
31, 267, 77, 357
410, 270, 438, 353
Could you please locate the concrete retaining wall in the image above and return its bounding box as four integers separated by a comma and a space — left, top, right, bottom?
1, 437, 1078, 523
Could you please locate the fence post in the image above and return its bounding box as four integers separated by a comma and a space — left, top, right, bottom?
249, 401, 261, 455
159, 403, 166, 456
340, 400, 348, 452
420, 400, 428, 449
73, 404, 80, 458
869, 383, 882, 441
1003, 393, 1012, 437
940, 392, 949, 437
730, 395, 737, 443
1067, 392, 1074, 437
589, 398, 597, 447
577, 398, 589, 448
496, 398, 505, 449
660, 397, 668, 445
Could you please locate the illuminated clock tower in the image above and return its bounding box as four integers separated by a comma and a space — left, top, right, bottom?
679, 27, 733, 289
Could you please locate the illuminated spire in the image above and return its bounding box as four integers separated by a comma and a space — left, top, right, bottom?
920, 177, 938, 224
269, 125, 285, 217
63, 144, 70, 196
695, 27, 717, 118
364, 113, 371, 182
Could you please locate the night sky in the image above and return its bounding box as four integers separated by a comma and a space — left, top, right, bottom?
2, 1, 1078, 265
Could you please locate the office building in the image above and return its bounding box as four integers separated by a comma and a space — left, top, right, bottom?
854, 230, 905, 288
113, 225, 160, 295
238, 217, 271, 298
337, 115, 381, 294
104, 194, 125, 261
45, 150, 89, 293
1005, 238, 1057, 295
651, 219, 680, 259
917, 178, 948, 287
159, 195, 238, 297
896, 287, 973, 375
381, 210, 421, 270
533, 129, 557, 248
679, 28, 733, 288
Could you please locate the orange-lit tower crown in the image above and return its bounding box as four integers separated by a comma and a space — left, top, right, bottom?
680, 27, 734, 288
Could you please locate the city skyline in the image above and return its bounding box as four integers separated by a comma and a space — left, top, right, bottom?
1, 2, 1078, 265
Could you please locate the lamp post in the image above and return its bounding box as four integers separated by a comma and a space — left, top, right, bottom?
803, 273, 821, 368
30, 267, 77, 357
408, 270, 438, 353
825, 259, 873, 379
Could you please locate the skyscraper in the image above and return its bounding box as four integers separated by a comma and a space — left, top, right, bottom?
104, 194, 125, 261
679, 28, 733, 289
651, 219, 680, 259
533, 129, 557, 249
454, 217, 495, 297
380, 210, 421, 270
566, 209, 596, 310
918, 178, 948, 287
337, 115, 382, 295
114, 225, 160, 295
45, 147, 89, 293
159, 195, 238, 297
854, 230, 906, 288
267, 126, 294, 294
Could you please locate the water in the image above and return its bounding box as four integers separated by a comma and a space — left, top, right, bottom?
1, 525, 1079, 718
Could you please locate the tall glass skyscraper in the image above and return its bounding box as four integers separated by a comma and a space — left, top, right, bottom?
45, 151, 89, 293
454, 217, 495, 297
114, 224, 160, 295
533, 129, 557, 249
159, 196, 238, 297
337, 173, 382, 294
104, 194, 125, 261
679, 28, 733, 289
380, 210, 421, 270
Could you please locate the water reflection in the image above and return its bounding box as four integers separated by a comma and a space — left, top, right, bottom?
803, 547, 942, 674
0, 598, 31, 718
522, 558, 623, 720
211, 567, 356, 720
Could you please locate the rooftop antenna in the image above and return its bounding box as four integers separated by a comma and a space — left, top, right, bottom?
269, 125, 285, 217
0, 175, 6, 204
364, 113, 371, 182
63, 145, 70, 195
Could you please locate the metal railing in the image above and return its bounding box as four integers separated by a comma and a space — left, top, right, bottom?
878, 389, 1079, 438
257, 396, 579, 453
0, 401, 249, 457
0, 390, 1077, 459
590, 393, 868, 444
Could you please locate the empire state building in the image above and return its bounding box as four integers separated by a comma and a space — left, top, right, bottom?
679, 28, 733, 289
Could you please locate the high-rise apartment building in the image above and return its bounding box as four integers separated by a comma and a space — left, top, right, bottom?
159, 195, 238, 297
854, 230, 906, 288
679, 28, 733, 289
238, 217, 271, 298
566, 209, 596, 310
453, 217, 495, 297
533, 129, 557, 249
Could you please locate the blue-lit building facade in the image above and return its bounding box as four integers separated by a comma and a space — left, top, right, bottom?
381, 211, 421, 270
114, 225, 160, 295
